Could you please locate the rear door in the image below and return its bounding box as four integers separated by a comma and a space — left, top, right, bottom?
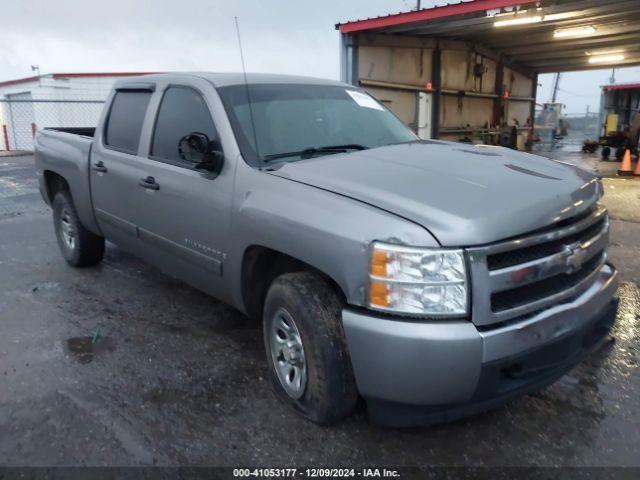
133, 80, 234, 299
90, 86, 153, 253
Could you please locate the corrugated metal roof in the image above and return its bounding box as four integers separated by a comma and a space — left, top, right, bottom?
336, 0, 537, 33
337, 0, 640, 74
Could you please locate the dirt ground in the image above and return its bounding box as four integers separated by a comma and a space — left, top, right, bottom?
1, 154, 639, 468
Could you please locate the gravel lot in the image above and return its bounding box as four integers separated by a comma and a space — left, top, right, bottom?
1, 154, 639, 467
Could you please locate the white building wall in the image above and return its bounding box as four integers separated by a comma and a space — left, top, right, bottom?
0, 75, 119, 100
0, 74, 138, 150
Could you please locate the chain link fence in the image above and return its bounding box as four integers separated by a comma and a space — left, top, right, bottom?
0, 98, 105, 152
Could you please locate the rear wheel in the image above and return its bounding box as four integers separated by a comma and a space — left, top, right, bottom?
52, 191, 105, 267
263, 272, 358, 425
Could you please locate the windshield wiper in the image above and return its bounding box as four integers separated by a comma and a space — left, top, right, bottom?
263, 144, 368, 162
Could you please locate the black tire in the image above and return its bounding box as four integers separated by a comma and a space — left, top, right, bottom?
52, 190, 105, 267
615, 148, 625, 162
263, 272, 358, 425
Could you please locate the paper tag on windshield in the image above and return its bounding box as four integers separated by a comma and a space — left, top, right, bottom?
346, 90, 384, 110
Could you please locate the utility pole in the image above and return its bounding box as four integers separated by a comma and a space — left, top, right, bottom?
31, 65, 41, 86
417, 1, 421, 10
550, 72, 562, 103
609, 68, 616, 85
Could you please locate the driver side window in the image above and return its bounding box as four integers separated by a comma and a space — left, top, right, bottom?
151, 86, 218, 164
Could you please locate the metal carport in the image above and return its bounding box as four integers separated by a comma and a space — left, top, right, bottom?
337, 0, 640, 148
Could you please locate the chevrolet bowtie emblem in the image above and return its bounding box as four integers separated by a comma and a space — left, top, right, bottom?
565, 242, 587, 273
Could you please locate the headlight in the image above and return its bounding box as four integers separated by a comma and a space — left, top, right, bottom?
597, 178, 604, 200
368, 242, 468, 316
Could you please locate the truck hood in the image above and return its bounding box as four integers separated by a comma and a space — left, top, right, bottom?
268, 141, 600, 246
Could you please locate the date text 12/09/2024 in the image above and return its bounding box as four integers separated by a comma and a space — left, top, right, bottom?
232, 468, 400, 478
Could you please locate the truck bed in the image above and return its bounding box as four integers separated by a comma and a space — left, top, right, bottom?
34, 127, 101, 234
44, 127, 96, 137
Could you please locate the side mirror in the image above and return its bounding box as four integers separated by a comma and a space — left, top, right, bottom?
178, 132, 224, 175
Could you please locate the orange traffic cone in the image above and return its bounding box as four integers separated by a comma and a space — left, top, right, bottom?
618, 149, 633, 176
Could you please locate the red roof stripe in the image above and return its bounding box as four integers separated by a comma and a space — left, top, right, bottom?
0, 75, 40, 88
0, 72, 157, 89
51, 72, 158, 79
337, 0, 540, 34
603, 83, 640, 91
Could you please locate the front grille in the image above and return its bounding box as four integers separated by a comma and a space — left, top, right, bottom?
491, 253, 603, 312
468, 205, 609, 327
487, 217, 606, 270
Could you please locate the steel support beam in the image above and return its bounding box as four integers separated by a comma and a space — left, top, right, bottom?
431, 46, 441, 139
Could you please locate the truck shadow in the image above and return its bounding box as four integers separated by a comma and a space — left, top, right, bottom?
47, 243, 640, 465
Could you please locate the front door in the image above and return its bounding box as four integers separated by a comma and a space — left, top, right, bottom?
133, 83, 234, 299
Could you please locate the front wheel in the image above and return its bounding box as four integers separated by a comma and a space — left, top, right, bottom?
263, 272, 358, 425
52, 191, 105, 267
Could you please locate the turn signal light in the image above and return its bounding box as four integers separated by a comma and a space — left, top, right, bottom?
369, 281, 390, 308
370, 248, 388, 277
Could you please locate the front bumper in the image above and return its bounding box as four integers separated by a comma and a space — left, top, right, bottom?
342, 264, 619, 426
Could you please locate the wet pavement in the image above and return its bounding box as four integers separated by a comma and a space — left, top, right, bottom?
1, 155, 640, 467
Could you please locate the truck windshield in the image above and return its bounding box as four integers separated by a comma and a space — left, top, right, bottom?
217, 83, 417, 165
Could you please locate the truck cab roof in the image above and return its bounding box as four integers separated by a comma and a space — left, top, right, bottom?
113, 72, 348, 89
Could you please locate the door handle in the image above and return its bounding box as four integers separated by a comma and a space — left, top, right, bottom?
92, 161, 108, 173
138, 176, 159, 190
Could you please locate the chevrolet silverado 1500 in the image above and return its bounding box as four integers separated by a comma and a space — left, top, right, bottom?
34, 73, 618, 426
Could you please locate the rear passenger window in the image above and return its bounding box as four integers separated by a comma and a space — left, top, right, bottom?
151, 86, 218, 163
104, 91, 151, 153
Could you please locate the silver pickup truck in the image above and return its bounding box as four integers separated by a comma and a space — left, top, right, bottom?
35, 73, 619, 426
